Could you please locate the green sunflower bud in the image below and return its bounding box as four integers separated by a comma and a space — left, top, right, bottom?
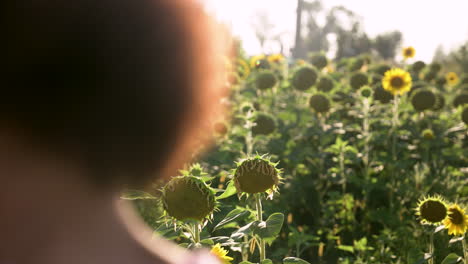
411, 89, 436, 111
292, 66, 318, 91
255, 71, 277, 90
309, 94, 331, 113
359, 86, 373, 98
162, 176, 216, 222
421, 129, 435, 140
234, 156, 280, 194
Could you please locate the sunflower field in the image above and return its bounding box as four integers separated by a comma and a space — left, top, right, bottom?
125, 47, 468, 264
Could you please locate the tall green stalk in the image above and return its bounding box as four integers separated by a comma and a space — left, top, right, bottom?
255, 194, 266, 261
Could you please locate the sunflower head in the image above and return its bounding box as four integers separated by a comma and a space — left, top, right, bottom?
462, 106, 468, 125
415, 195, 448, 225
432, 93, 445, 111
162, 176, 216, 222
350, 72, 369, 90
210, 244, 234, 264
412, 61, 426, 73
372, 64, 391, 76
233, 155, 281, 194
421, 129, 435, 140
309, 93, 331, 113
453, 92, 468, 108
316, 76, 335, 92
255, 71, 277, 90
268, 54, 284, 64
236, 59, 251, 80
443, 204, 467, 236
348, 57, 365, 72
292, 66, 318, 91
411, 89, 436, 112
382, 68, 412, 96
446, 72, 459, 86
435, 76, 447, 87
309, 53, 328, 69
402, 46, 416, 59
252, 112, 277, 136
373, 85, 393, 104
429, 63, 442, 74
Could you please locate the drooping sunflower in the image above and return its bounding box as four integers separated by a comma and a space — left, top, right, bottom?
210, 244, 233, 264
445, 72, 459, 86
402, 46, 416, 60
415, 195, 448, 225
382, 68, 412, 95
443, 204, 468, 236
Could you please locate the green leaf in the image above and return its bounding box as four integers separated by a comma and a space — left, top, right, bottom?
231, 221, 257, 240
239, 261, 256, 264
200, 239, 214, 246
217, 180, 237, 200
283, 257, 311, 264
213, 208, 250, 231
337, 245, 354, 253
441, 253, 462, 264
261, 259, 273, 264
253, 213, 284, 244
120, 190, 156, 200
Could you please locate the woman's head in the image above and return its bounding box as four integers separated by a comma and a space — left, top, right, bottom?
2, 0, 230, 187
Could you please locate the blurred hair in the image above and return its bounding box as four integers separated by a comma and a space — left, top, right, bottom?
1, 0, 230, 187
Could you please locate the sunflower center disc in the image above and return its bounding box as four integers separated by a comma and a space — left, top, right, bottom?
390, 77, 404, 89
448, 208, 463, 225
420, 200, 447, 223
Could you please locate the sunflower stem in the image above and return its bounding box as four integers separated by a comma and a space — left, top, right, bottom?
193, 223, 201, 244
428, 232, 434, 264
362, 97, 371, 178
462, 238, 467, 264
391, 95, 399, 162
255, 193, 266, 261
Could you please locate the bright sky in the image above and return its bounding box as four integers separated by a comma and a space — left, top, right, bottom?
203, 0, 468, 62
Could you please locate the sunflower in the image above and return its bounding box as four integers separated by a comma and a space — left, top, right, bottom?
443, 204, 468, 236
250, 54, 268, 69
415, 196, 448, 225
402, 46, 416, 60
236, 59, 250, 80
268, 53, 284, 63
210, 244, 233, 264
445, 72, 459, 86
382, 68, 412, 95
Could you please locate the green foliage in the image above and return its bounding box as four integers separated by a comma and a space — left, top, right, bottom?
128, 51, 468, 264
